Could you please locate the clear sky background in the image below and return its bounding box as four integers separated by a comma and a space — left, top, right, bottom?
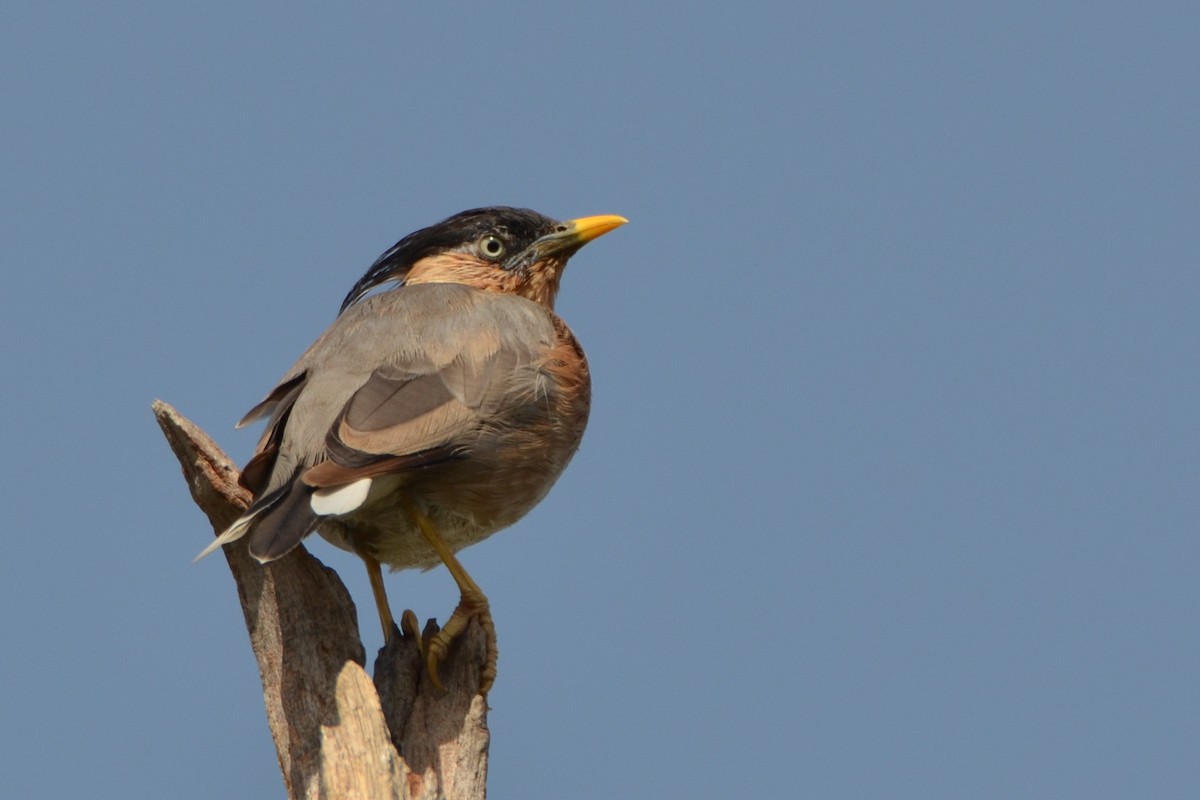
2, 2, 1196, 798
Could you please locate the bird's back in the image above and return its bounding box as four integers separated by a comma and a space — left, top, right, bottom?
247, 282, 591, 568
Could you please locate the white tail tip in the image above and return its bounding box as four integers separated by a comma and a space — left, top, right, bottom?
193, 512, 258, 563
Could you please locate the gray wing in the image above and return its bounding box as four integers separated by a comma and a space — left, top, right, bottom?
208, 284, 556, 562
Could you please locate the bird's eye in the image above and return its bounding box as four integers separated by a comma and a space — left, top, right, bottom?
478, 235, 506, 259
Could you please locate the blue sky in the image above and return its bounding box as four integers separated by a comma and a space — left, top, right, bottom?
2, 2, 1197, 797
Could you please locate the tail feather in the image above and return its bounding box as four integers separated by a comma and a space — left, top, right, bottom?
246, 481, 321, 563
193, 508, 263, 562
193, 474, 318, 564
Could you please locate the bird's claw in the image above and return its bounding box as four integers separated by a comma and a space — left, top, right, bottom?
424, 590, 498, 694
399, 608, 423, 645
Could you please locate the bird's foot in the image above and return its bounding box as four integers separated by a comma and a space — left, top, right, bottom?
425, 587, 497, 694
399, 608, 423, 645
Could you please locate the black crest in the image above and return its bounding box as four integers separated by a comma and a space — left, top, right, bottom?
340, 207, 560, 313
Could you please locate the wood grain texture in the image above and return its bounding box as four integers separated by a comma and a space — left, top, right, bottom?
154, 400, 489, 800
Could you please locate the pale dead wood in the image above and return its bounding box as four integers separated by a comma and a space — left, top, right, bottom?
154, 400, 489, 800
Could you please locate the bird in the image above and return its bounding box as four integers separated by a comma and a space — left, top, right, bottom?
197, 206, 626, 692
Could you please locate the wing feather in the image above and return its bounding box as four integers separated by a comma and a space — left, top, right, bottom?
222, 286, 558, 563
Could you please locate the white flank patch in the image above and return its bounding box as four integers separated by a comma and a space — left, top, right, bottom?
310, 478, 374, 516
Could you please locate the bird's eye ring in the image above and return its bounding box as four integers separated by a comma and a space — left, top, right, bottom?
479, 235, 506, 259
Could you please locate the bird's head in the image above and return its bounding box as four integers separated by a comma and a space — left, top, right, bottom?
340, 207, 627, 313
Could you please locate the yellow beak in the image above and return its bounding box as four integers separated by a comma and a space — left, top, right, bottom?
532, 214, 628, 257
563, 214, 629, 244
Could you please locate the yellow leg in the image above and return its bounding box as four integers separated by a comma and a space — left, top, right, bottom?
364, 555, 397, 641
405, 505, 498, 694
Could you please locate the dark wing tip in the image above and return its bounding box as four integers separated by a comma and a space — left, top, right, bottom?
245, 481, 320, 562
